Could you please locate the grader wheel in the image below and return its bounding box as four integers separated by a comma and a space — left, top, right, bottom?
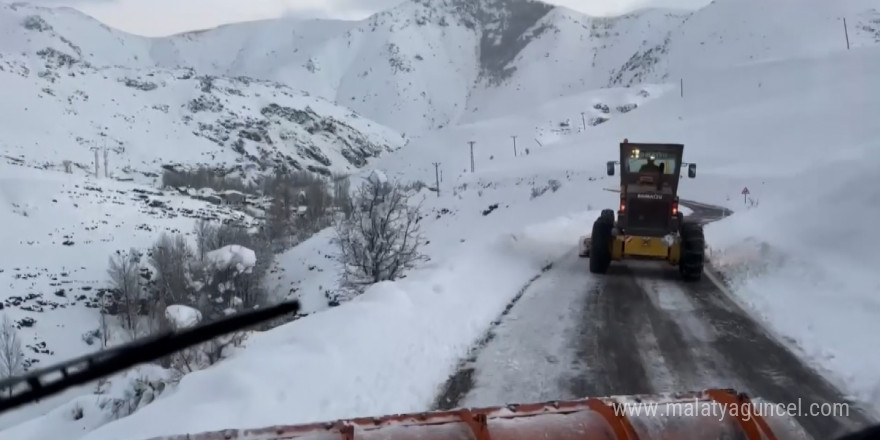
680, 221, 705, 281
589, 210, 615, 274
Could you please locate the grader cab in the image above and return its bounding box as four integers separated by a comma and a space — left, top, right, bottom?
580, 140, 704, 281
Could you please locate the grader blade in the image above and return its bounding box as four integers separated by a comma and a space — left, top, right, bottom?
146, 389, 812, 440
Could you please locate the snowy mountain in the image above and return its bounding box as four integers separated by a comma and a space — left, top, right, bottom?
0, 2, 406, 184
151, 0, 688, 131
2, 0, 880, 438
149, 0, 880, 131
9, 0, 877, 137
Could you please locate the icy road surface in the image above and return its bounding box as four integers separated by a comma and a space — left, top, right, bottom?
434, 201, 876, 440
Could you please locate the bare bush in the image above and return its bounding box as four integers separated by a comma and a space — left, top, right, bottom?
98, 296, 111, 348
299, 179, 331, 233
170, 332, 246, 378
332, 174, 352, 217
334, 173, 426, 289
107, 248, 144, 339
261, 169, 338, 243
0, 314, 24, 396
150, 233, 194, 308
95, 372, 168, 420
265, 179, 297, 244
189, 221, 273, 319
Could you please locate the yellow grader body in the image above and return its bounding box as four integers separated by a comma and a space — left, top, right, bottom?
147, 389, 811, 440
612, 235, 682, 263
581, 140, 704, 281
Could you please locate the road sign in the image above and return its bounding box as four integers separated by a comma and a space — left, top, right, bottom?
742, 187, 750, 204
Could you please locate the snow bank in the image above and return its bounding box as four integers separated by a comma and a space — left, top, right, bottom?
79, 216, 585, 440
367, 169, 388, 185
205, 245, 257, 274
705, 145, 880, 410
267, 227, 340, 312
1, 365, 171, 440
164, 305, 202, 330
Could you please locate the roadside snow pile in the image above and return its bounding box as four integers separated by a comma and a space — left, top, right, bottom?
0, 365, 171, 440
205, 245, 257, 274
706, 145, 880, 410
165, 306, 202, 330
77, 238, 558, 439
67, 168, 615, 440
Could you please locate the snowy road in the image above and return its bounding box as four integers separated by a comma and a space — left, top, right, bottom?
433, 201, 875, 440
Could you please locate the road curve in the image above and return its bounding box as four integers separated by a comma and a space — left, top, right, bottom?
433, 200, 876, 440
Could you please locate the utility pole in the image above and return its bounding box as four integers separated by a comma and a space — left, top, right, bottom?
843, 18, 850, 50
511, 135, 518, 157
432, 162, 441, 197
90, 146, 100, 177
103, 148, 109, 178
580, 112, 586, 131
468, 141, 475, 173
680, 78, 684, 98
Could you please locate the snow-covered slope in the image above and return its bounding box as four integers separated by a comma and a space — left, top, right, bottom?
610, 0, 880, 86
0, 3, 152, 68
10, 30, 878, 440
1, 2, 405, 183
0, 161, 262, 430
0, 0, 403, 432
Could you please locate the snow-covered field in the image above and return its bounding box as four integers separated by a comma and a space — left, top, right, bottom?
2, 0, 880, 438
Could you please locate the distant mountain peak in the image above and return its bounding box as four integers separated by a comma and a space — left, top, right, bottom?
392, 0, 557, 83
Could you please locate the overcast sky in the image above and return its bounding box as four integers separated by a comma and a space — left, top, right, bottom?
20, 0, 712, 37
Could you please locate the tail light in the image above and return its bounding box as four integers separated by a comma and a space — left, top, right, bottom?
672, 201, 678, 215
620, 199, 626, 212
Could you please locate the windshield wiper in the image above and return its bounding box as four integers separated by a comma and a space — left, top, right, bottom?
0, 300, 300, 413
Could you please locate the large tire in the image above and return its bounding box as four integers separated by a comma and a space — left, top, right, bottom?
679, 221, 705, 281
589, 215, 614, 274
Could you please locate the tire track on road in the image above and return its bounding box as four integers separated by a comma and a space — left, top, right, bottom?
432, 197, 876, 440
630, 264, 747, 392
432, 259, 556, 410
681, 199, 876, 437
569, 264, 654, 397
681, 274, 876, 439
